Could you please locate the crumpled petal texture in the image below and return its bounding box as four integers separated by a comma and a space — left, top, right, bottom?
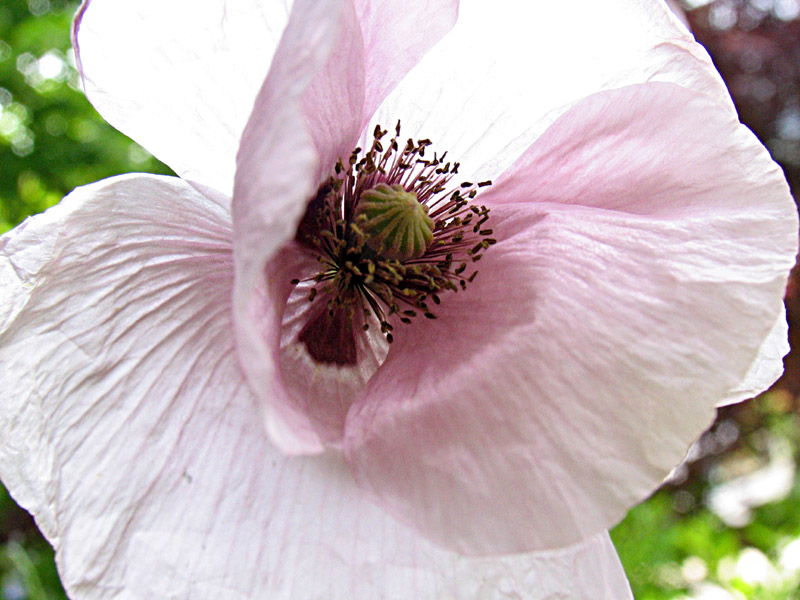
0, 175, 234, 544
0, 175, 633, 600
344, 83, 798, 554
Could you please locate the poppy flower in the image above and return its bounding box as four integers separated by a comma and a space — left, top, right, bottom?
0, 0, 796, 598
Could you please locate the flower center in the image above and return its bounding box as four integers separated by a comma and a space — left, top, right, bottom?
292, 122, 496, 365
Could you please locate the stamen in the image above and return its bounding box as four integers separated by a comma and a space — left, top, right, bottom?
292, 121, 495, 364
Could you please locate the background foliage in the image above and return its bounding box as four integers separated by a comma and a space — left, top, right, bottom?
0, 1, 799, 598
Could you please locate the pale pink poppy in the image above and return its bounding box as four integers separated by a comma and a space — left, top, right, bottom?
0, 0, 796, 598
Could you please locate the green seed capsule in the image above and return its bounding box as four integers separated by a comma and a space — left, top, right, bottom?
355, 183, 434, 261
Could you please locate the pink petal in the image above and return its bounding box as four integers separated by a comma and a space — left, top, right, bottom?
370, 0, 730, 184
0, 175, 632, 598
232, 0, 357, 454
344, 84, 797, 554
482, 82, 792, 219
295, 0, 460, 176
73, 0, 291, 198
232, 0, 458, 450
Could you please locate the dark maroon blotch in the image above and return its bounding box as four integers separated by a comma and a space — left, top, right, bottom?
298, 303, 358, 365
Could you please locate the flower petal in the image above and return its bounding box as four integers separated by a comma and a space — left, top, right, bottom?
486, 80, 797, 404
0, 175, 632, 599
369, 0, 729, 183
232, 0, 358, 454
73, 0, 292, 198
232, 0, 458, 451
345, 84, 797, 554
0, 174, 232, 535
481, 83, 792, 216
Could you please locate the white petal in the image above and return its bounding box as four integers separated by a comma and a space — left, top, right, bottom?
369, 0, 730, 182
73, 0, 292, 198
0, 175, 631, 599
0, 174, 233, 540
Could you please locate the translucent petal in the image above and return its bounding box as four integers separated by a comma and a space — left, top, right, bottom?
73, 0, 292, 198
